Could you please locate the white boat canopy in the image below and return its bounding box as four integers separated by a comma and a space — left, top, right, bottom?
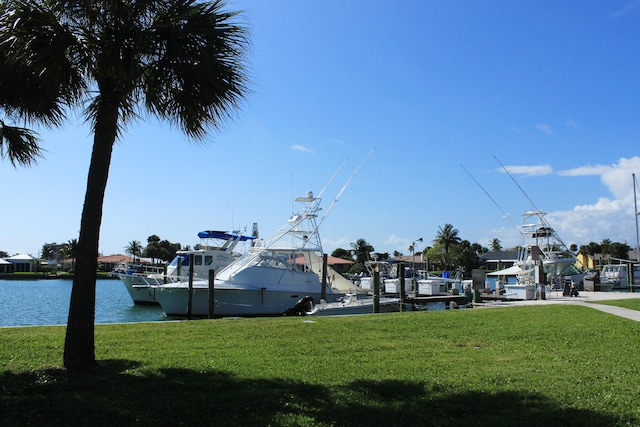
487, 265, 522, 276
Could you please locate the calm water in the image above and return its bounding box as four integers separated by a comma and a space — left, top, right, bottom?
0, 279, 168, 328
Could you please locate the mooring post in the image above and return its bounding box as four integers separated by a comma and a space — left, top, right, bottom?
321, 254, 328, 301
399, 262, 405, 312
373, 270, 380, 313
187, 254, 194, 319
208, 269, 215, 318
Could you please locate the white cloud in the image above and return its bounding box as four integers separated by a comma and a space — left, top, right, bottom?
291, 144, 314, 153
549, 156, 640, 245
384, 234, 404, 246
565, 119, 579, 128
559, 157, 640, 199
610, 2, 639, 19
322, 237, 351, 254
557, 164, 610, 176
500, 164, 553, 176
535, 123, 553, 134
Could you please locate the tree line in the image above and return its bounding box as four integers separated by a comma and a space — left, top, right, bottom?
577, 240, 633, 262
123, 235, 183, 264
331, 224, 488, 275
331, 223, 635, 276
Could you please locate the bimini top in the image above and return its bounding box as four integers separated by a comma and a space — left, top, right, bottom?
197, 230, 256, 241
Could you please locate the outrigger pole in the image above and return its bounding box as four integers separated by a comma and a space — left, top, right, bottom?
319, 146, 376, 224
493, 155, 543, 213
303, 146, 376, 245
460, 163, 519, 232
493, 155, 574, 255
317, 157, 348, 199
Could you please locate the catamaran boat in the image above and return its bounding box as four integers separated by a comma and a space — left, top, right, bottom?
154, 191, 354, 317
119, 230, 255, 305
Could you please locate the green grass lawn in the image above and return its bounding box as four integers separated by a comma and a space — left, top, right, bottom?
2, 304, 639, 426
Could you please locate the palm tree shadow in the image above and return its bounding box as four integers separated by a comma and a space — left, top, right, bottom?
0, 360, 623, 426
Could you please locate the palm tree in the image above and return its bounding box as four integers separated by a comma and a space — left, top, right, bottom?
490, 238, 502, 252
0, 0, 249, 369
59, 239, 78, 271
124, 240, 143, 264
433, 224, 461, 270
434, 224, 461, 253
350, 238, 374, 265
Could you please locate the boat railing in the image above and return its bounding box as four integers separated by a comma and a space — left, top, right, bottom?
131, 271, 215, 286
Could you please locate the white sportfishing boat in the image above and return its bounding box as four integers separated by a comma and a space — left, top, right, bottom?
155, 149, 375, 317
600, 264, 628, 290
155, 191, 355, 317
119, 230, 255, 304
501, 210, 579, 299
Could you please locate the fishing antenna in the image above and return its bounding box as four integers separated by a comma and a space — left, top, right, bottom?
317, 157, 348, 199
264, 148, 374, 254
493, 155, 575, 255
460, 163, 519, 232
314, 146, 376, 232
291, 157, 348, 214
494, 155, 541, 212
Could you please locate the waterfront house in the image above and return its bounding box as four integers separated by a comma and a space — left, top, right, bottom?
5, 254, 35, 272
0, 259, 12, 273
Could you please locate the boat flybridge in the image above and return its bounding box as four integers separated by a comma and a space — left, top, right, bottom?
119, 230, 255, 304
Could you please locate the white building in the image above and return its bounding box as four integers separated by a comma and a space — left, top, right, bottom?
4, 254, 35, 273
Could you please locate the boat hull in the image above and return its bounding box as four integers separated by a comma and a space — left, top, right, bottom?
119, 274, 164, 305
155, 284, 341, 317
311, 297, 402, 316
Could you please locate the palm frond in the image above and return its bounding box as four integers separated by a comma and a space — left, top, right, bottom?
141, 0, 251, 139
0, 122, 43, 166
0, 0, 86, 125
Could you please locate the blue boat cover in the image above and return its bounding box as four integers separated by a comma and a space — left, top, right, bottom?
197, 230, 256, 241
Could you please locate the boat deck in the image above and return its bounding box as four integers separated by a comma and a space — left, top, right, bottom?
403, 294, 472, 309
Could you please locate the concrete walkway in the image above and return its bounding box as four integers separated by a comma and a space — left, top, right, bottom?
578, 302, 640, 322
474, 290, 640, 322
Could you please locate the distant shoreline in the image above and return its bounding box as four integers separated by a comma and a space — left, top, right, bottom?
0, 273, 118, 280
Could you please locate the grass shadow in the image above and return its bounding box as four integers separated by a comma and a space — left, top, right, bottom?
0, 359, 625, 426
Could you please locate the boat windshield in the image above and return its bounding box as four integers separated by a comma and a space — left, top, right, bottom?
602, 265, 625, 274
168, 254, 189, 267
168, 253, 215, 267
256, 251, 300, 271
559, 264, 582, 276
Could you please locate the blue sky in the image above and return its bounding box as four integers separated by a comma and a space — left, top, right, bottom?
2, 0, 640, 258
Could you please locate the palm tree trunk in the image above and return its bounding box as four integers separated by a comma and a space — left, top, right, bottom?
63, 96, 119, 370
